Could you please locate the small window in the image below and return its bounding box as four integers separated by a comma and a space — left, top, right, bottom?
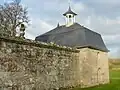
69, 15, 72, 18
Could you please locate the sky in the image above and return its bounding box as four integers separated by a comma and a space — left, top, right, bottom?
1, 0, 120, 58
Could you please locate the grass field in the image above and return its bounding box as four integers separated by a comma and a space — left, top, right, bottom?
72, 70, 120, 90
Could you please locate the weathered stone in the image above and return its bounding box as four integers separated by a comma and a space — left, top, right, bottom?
0, 37, 109, 90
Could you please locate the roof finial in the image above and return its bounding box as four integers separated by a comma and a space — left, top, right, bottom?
68, 0, 71, 10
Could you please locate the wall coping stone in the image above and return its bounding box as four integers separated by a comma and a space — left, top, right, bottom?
0, 36, 79, 52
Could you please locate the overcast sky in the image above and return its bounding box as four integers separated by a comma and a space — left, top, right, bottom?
1, 0, 120, 58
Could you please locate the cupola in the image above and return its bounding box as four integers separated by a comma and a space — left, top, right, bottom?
63, 6, 77, 27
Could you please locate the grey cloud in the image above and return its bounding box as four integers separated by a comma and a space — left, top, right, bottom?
80, 0, 120, 17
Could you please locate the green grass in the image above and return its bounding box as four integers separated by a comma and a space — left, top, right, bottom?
72, 70, 120, 90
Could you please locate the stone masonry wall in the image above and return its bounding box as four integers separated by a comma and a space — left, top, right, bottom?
0, 37, 81, 90
79, 48, 109, 87
0, 37, 109, 89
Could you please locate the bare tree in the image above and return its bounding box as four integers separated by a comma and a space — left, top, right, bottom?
0, 0, 29, 37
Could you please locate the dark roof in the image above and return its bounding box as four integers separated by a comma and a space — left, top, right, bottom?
63, 6, 77, 16
35, 23, 109, 52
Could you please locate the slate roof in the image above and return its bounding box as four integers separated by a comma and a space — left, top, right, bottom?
63, 6, 77, 16
35, 23, 109, 52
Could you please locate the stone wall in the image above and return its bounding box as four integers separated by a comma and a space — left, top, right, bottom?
79, 48, 109, 87
0, 37, 81, 90
0, 37, 109, 90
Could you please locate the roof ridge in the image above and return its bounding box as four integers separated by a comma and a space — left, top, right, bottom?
40, 23, 79, 36
41, 25, 64, 35
82, 25, 101, 36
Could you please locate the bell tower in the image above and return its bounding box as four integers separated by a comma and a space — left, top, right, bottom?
63, 6, 77, 27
